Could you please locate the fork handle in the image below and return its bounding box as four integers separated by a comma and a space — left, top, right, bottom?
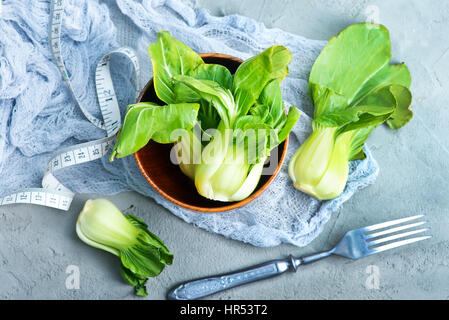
167, 259, 292, 300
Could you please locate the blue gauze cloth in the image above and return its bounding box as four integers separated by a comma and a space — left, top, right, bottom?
0, 0, 379, 247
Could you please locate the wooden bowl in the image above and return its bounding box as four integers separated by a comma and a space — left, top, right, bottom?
134, 53, 289, 212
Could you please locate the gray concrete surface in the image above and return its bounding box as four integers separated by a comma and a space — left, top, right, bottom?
1, 0, 449, 300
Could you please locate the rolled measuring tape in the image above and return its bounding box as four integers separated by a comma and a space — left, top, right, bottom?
0, 0, 140, 211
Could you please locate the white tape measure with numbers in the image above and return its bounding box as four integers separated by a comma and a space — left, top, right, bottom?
0, 0, 140, 211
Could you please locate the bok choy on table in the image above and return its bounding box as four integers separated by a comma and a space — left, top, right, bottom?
289, 23, 413, 200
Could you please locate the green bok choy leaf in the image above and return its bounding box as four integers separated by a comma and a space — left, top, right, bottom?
110, 102, 199, 160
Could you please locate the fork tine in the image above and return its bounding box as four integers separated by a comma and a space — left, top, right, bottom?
368, 236, 431, 255
362, 214, 425, 232
367, 228, 429, 246
365, 221, 427, 239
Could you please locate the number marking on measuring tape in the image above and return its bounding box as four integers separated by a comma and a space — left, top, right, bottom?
0, 0, 140, 211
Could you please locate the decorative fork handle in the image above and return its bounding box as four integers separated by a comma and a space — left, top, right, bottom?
167, 258, 294, 300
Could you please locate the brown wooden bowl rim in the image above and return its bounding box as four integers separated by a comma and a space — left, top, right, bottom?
134, 53, 289, 213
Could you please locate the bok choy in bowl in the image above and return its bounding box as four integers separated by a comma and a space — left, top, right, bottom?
111, 32, 300, 211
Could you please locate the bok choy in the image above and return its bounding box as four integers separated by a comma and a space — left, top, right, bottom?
288, 23, 413, 200
76, 199, 173, 296
111, 31, 300, 202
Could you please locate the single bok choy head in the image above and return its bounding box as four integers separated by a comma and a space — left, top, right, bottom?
288, 23, 413, 200
111, 31, 300, 202
76, 199, 173, 296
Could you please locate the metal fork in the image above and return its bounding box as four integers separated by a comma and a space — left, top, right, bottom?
168, 215, 430, 300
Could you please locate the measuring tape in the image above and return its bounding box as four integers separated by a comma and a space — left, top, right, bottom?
0, 0, 140, 211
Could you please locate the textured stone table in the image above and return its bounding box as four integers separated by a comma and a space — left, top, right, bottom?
1, 0, 448, 299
